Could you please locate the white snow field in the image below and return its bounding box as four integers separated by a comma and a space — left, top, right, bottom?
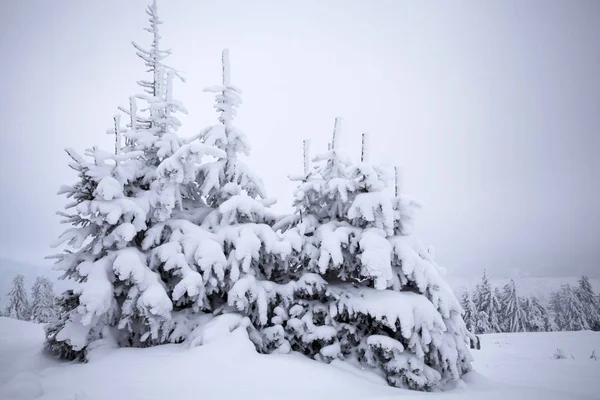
0, 317, 598, 400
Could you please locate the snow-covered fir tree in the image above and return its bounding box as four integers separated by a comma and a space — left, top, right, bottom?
45, 2, 225, 360
5, 274, 31, 321
30, 276, 57, 323
186, 49, 290, 329
268, 129, 472, 390
499, 279, 526, 332
550, 284, 589, 331
548, 289, 561, 328
472, 270, 501, 333
40, 3, 473, 391
520, 295, 554, 332
574, 275, 600, 331
460, 289, 478, 333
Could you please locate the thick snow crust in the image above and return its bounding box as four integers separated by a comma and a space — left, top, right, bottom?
1, 318, 598, 400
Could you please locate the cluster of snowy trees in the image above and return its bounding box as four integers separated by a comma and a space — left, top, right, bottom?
549, 276, 600, 332
44, 1, 472, 391
461, 272, 600, 334
1, 274, 57, 323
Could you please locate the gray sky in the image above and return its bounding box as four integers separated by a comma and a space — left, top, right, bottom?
1, 0, 599, 278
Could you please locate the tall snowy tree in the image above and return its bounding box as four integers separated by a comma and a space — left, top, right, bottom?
548, 289, 562, 329
460, 289, 478, 333
30, 276, 57, 323
574, 275, 599, 331
45, 2, 225, 360
190, 49, 291, 333
521, 295, 554, 332
5, 274, 31, 321
269, 130, 472, 390
472, 271, 501, 333
551, 284, 589, 331
499, 279, 526, 332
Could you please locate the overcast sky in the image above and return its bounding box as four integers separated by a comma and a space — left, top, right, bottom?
1, 0, 598, 278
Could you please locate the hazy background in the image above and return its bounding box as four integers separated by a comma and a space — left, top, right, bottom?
1, 0, 598, 279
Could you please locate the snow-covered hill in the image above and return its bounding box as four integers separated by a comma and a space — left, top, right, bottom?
0, 317, 598, 399
0, 259, 72, 308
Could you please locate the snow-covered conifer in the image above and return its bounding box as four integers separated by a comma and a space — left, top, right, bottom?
270, 129, 472, 390
575, 275, 600, 331
46, 2, 225, 360
30, 276, 57, 323
190, 49, 291, 335
472, 271, 501, 333
548, 289, 562, 329
4, 274, 31, 321
521, 295, 554, 332
499, 279, 526, 332
552, 284, 589, 331
460, 289, 478, 333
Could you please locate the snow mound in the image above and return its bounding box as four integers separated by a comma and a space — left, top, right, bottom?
1, 318, 599, 400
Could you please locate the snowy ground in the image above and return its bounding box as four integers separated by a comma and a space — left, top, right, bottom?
0, 317, 598, 400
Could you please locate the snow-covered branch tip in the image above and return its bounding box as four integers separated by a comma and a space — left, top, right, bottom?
361, 133, 369, 163
331, 117, 342, 150
303, 139, 310, 176
394, 166, 401, 197
222, 48, 230, 86
113, 115, 122, 155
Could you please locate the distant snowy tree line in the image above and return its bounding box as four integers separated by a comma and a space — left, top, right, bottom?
461, 272, 600, 334
42, 1, 475, 392
2, 274, 57, 323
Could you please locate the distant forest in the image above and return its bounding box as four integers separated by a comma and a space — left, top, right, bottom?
461, 272, 600, 333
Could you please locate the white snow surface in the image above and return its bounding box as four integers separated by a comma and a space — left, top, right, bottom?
1, 317, 598, 400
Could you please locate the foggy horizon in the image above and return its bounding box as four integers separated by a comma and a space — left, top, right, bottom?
1, 0, 599, 279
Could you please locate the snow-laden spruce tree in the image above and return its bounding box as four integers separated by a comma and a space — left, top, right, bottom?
550, 284, 589, 331
575, 276, 600, 331
472, 271, 501, 333
520, 295, 555, 332
5, 274, 31, 321
185, 49, 292, 332
499, 279, 526, 332
548, 289, 562, 329
31, 276, 57, 323
460, 289, 478, 333
269, 129, 472, 390
45, 2, 225, 360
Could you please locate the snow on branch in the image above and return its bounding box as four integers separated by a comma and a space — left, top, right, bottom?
222, 48, 231, 86
394, 166, 401, 197
361, 133, 369, 163
332, 117, 342, 150
303, 139, 310, 176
